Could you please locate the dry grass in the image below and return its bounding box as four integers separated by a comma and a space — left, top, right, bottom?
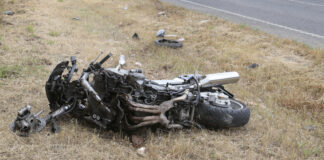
0, 1, 3, 22
0, 0, 323, 159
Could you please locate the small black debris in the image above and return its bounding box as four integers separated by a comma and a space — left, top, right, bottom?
72, 17, 80, 20
248, 63, 259, 69
132, 33, 139, 40
4, 11, 15, 16
155, 39, 182, 48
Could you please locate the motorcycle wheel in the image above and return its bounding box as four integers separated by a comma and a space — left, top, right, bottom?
194, 99, 250, 129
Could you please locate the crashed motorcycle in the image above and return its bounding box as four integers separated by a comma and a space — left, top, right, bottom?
10, 53, 250, 138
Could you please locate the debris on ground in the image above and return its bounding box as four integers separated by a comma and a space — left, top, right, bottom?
4, 11, 15, 16
135, 62, 142, 67
72, 17, 80, 21
136, 147, 146, 157
158, 11, 166, 17
156, 29, 165, 37
304, 125, 315, 131
132, 33, 139, 40
164, 34, 177, 38
155, 39, 183, 48
248, 63, 259, 69
199, 20, 210, 25
124, 5, 129, 10
177, 38, 185, 42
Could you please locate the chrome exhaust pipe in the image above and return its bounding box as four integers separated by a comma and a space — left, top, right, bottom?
199, 72, 240, 87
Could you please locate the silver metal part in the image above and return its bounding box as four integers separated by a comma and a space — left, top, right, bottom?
200, 92, 231, 106
151, 78, 184, 85
81, 72, 103, 102
116, 55, 126, 71
79, 104, 86, 110
45, 104, 73, 122
18, 105, 31, 116
105, 68, 129, 76
10, 105, 46, 136
199, 72, 239, 87
179, 108, 190, 121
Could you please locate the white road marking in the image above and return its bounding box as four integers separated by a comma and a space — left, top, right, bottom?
177, 0, 324, 40
289, 0, 324, 7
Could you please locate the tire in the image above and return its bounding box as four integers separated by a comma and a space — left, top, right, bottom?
155, 39, 182, 48
194, 99, 250, 129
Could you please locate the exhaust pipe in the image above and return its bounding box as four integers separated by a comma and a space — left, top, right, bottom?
199, 72, 240, 87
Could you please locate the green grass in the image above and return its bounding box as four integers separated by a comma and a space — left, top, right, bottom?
0, 65, 21, 78
47, 40, 55, 45
49, 31, 60, 37
26, 25, 34, 33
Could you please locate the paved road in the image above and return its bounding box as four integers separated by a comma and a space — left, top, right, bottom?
161, 0, 324, 48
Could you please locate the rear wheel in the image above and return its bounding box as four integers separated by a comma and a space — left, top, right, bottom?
194, 99, 250, 129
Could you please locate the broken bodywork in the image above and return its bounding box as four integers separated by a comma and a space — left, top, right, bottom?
10, 53, 250, 144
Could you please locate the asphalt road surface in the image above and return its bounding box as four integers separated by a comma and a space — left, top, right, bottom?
161, 0, 324, 48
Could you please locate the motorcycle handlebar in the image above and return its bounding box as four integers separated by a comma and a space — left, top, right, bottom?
98, 53, 112, 66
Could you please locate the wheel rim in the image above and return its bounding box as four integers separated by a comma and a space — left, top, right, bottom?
229, 100, 244, 110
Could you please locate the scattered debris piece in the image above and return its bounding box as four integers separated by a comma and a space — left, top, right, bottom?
72, 17, 80, 21
155, 39, 182, 48
136, 147, 146, 157
199, 20, 209, 25
156, 29, 165, 37
304, 125, 315, 131
135, 62, 142, 67
4, 11, 15, 16
164, 34, 177, 38
132, 33, 139, 40
157, 11, 166, 16
248, 63, 259, 69
124, 5, 129, 10
178, 38, 185, 42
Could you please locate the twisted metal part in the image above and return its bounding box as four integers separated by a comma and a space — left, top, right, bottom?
125, 90, 189, 129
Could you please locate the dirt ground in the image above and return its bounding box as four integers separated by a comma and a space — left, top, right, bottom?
0, 0, 323, 159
